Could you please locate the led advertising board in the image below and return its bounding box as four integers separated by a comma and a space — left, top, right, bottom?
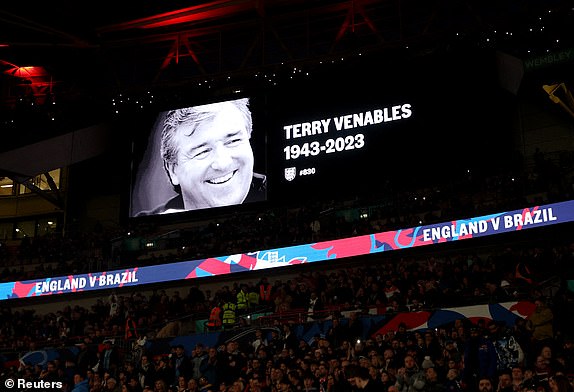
2, 200, 572, 301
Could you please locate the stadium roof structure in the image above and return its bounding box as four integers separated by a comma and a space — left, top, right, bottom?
0, 0, 572, 150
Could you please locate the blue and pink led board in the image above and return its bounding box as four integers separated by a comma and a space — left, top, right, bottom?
2, 200, 572, 301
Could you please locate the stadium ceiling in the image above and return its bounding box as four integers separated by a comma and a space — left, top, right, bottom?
0, 0, 572, 152
1, 0, 570, 95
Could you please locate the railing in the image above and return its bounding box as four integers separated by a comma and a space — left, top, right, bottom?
255, 306, 346, 326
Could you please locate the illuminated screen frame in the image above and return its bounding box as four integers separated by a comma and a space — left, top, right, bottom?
2, 200, 573, 301
129, 95, 267, 218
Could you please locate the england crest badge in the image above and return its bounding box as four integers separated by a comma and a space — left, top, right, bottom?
284, 167, 296, 181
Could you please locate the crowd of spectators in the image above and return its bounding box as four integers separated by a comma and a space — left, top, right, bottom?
0, 149, 573, 392
1, 228, 574, 392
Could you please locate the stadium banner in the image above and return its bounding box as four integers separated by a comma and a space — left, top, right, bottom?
1, 200, 573, 300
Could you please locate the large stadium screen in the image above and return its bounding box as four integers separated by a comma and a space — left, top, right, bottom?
129, 51, 512, 218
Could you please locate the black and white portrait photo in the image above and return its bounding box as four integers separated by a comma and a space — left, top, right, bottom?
130, 97, 266, 217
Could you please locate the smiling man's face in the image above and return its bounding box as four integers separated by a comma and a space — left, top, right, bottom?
168, 101, 254, 210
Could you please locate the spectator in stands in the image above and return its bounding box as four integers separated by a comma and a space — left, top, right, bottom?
244, 378, 262, 392
106, 376, 121, 392
346, 363, 380, 391
39, 360, 63, 385
533, 354, 554, 385
420, 331, 442, 362
186, 378, 199, 392
169, 291, 185, 318
326, 317, 347, 350
141, 97, 266, 215
315, 361, 330, 391
365, 365, 382, 389
128, 374, 143, 392
137, 355, 156, 390
287, 369, 303, 390
281, 324, 299, 353
487, 321, 525, 372
190, 343, 207, 381
477, 377, 494, 392
380, 370, 397, 391
526, 298, 555, 355
306, 291, 325, 321
278, 346, 297, 369
380, 348, 400, 372
175, 375, 187, 392
395, 323, 410, 344
485, 279, 511, 304
395, 354, 426, 392
560, 337, 574, 373
548, 374, 574, 392
125, 311, 140, 341
72, 371, 90, 392
171, 344, 193, 385
236, 284, 250, 315
539, 345, 564, 374
76, 339, 98, 375
242, 357, 264, 382
510, 366, 525, 391
422, 358, 443, 392
273, 285, 293, 314
366, 280, 387, 309
302, 372, 318, 392
199, 347, 220, 387
443, 339, 462, 365
384, 280, 401, 300
444, 368, 463, 392
289, 281, 310, 310
497, 370, 514, 392
108, 294, 122, 325
250, 328, 268, 357
222, 299, 237, 329
198, 375, 215, 392
219, 341, 246, 385
268, 366, 286, 391
463, 327, 497, 388
248, 284, 260, 310
91, 372, 105, 391
100, 340, 121, 378
268, 329, 283, 356
355, 286, 368, 308
346, 312, 363, 344
372, 333, 386, 354
257, 277, 273, 308
186, 285, 207, 312
520, 368, 537, 391
154, 357, 173, 387
206, 302, 223, 331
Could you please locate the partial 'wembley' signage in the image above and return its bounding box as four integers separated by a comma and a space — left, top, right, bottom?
524, 48, 574, 71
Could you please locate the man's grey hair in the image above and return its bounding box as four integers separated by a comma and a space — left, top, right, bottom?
160, 97, 252, 171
